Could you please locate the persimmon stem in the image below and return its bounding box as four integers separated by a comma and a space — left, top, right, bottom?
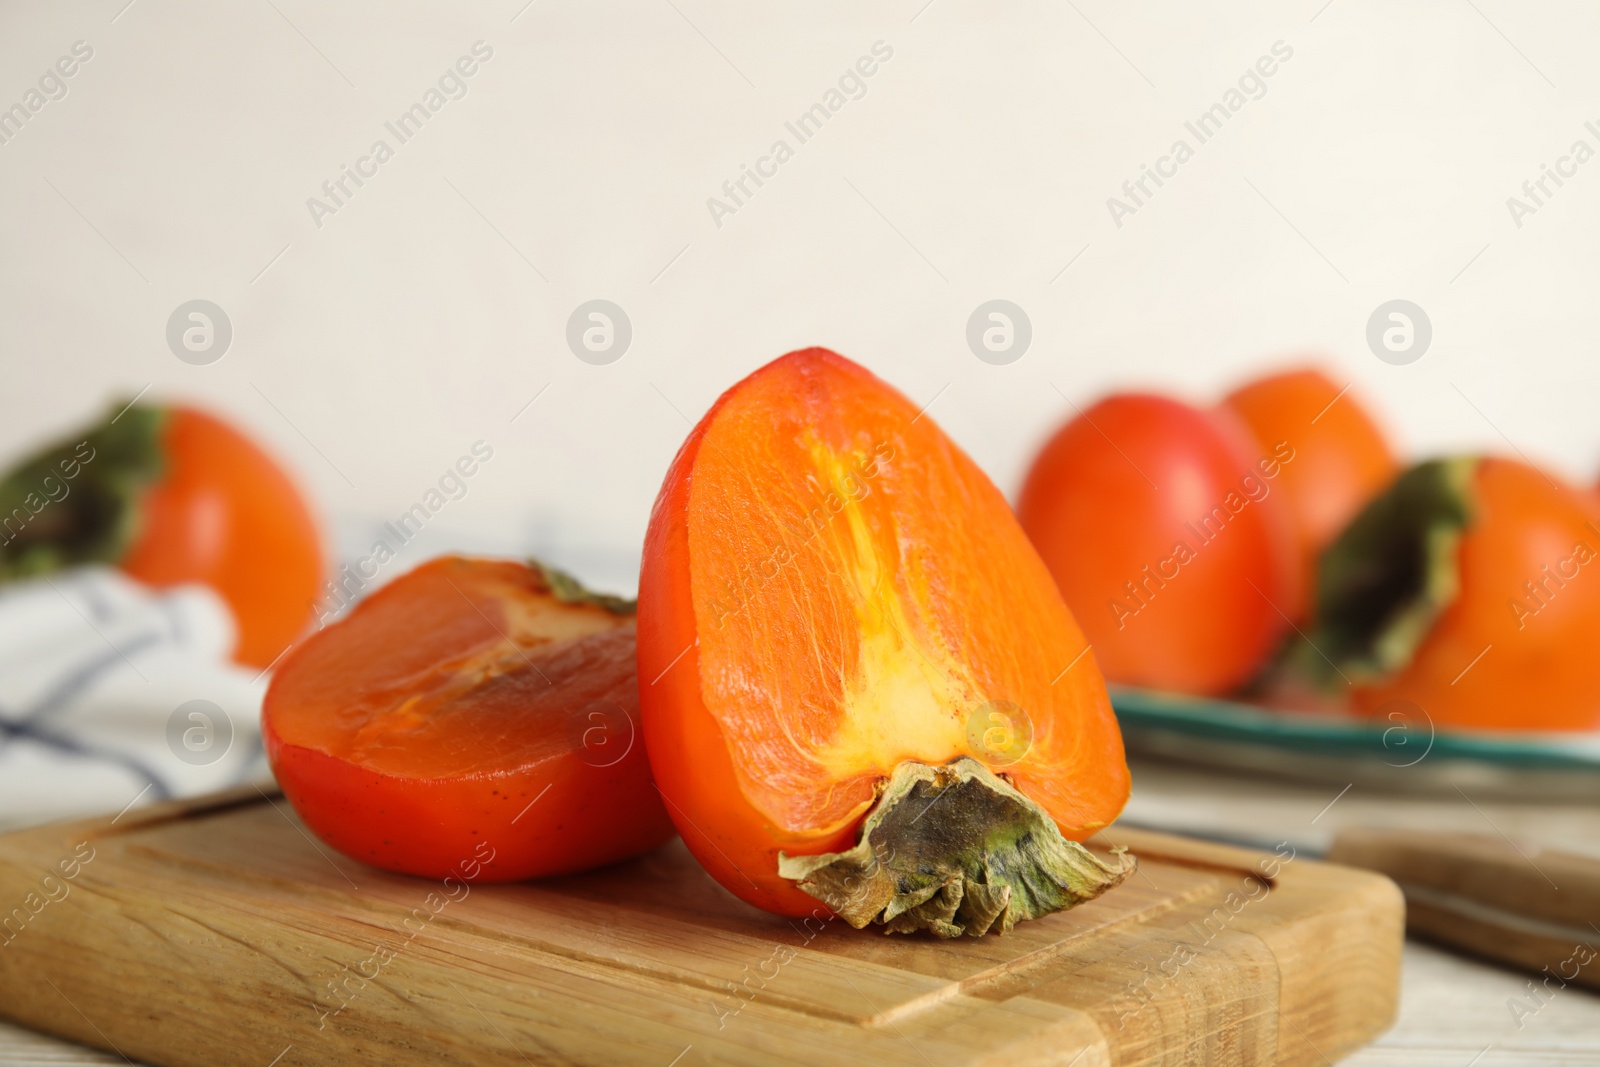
0, 403, 165, 581
1296, 457, 1477, 687
525, 559, 636, 615
777, 757, 1134, 938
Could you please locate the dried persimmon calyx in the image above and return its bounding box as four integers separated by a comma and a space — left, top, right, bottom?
778, 757, 1135, 938
0, 402, 164, 579
1296, 456, 1478, 686
526, 558, 637, 615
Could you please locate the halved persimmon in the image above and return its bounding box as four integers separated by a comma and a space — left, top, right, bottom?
264, 556, 674, 880
638, 348, 1131, 936
1300, 457, 1600, 731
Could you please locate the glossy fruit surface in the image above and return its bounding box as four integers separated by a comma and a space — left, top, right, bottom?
264, 556, 674, 880
638, 348, 1127, 917
1222, 368, 1397, 620
1308, 457, 1600, 731
1016, 393, 1297, 697
122, 407, 323, 667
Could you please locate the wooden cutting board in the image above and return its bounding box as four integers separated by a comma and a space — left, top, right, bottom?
0, 788, 1400, 1066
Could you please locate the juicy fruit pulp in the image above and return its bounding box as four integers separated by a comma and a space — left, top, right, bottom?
265, 556, 673, 880
638, 349, 1130, 927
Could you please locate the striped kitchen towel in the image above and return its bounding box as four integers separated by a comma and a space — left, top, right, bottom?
0, 567, 268, 832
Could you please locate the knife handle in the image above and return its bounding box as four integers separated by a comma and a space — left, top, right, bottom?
1327, 827, 1600, 991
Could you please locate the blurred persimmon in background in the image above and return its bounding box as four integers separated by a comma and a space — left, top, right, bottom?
1296, 456, 1600, 732
0, 403, 323, 668
1017, 393, 1298, 698
1222, 367, 1398, 622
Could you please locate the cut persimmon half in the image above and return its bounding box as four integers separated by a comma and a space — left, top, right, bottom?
638, 348, 1132, 936
264, 556, 674, 881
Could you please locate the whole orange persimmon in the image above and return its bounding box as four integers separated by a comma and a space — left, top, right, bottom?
1222, 367, 1397, 621
638, 349, 1131, 935
1302, 457, 1600, 731
0, 403, 323, 667
1016, 393, 1299, 697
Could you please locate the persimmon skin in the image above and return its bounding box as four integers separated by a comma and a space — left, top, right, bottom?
638, 349, 1127, 918
638, 402, 855, 918
120, 407, 323, 668
1222, 368, 1397, 621
1352, 459, 1600, 732
1016, 394, 1297, 697
264, 740, 672, 882
264, 556, 675, 881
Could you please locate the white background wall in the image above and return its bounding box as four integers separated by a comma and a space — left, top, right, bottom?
3, 0, 1597, 594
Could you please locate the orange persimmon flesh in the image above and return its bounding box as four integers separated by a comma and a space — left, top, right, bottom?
639, 348, 1129, 917
265, 556, 673, 881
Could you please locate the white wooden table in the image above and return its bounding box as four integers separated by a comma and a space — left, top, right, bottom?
3, 757, 1597, 1065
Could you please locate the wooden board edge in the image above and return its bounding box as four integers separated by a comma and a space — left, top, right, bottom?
1257, 855, 1406, 1064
